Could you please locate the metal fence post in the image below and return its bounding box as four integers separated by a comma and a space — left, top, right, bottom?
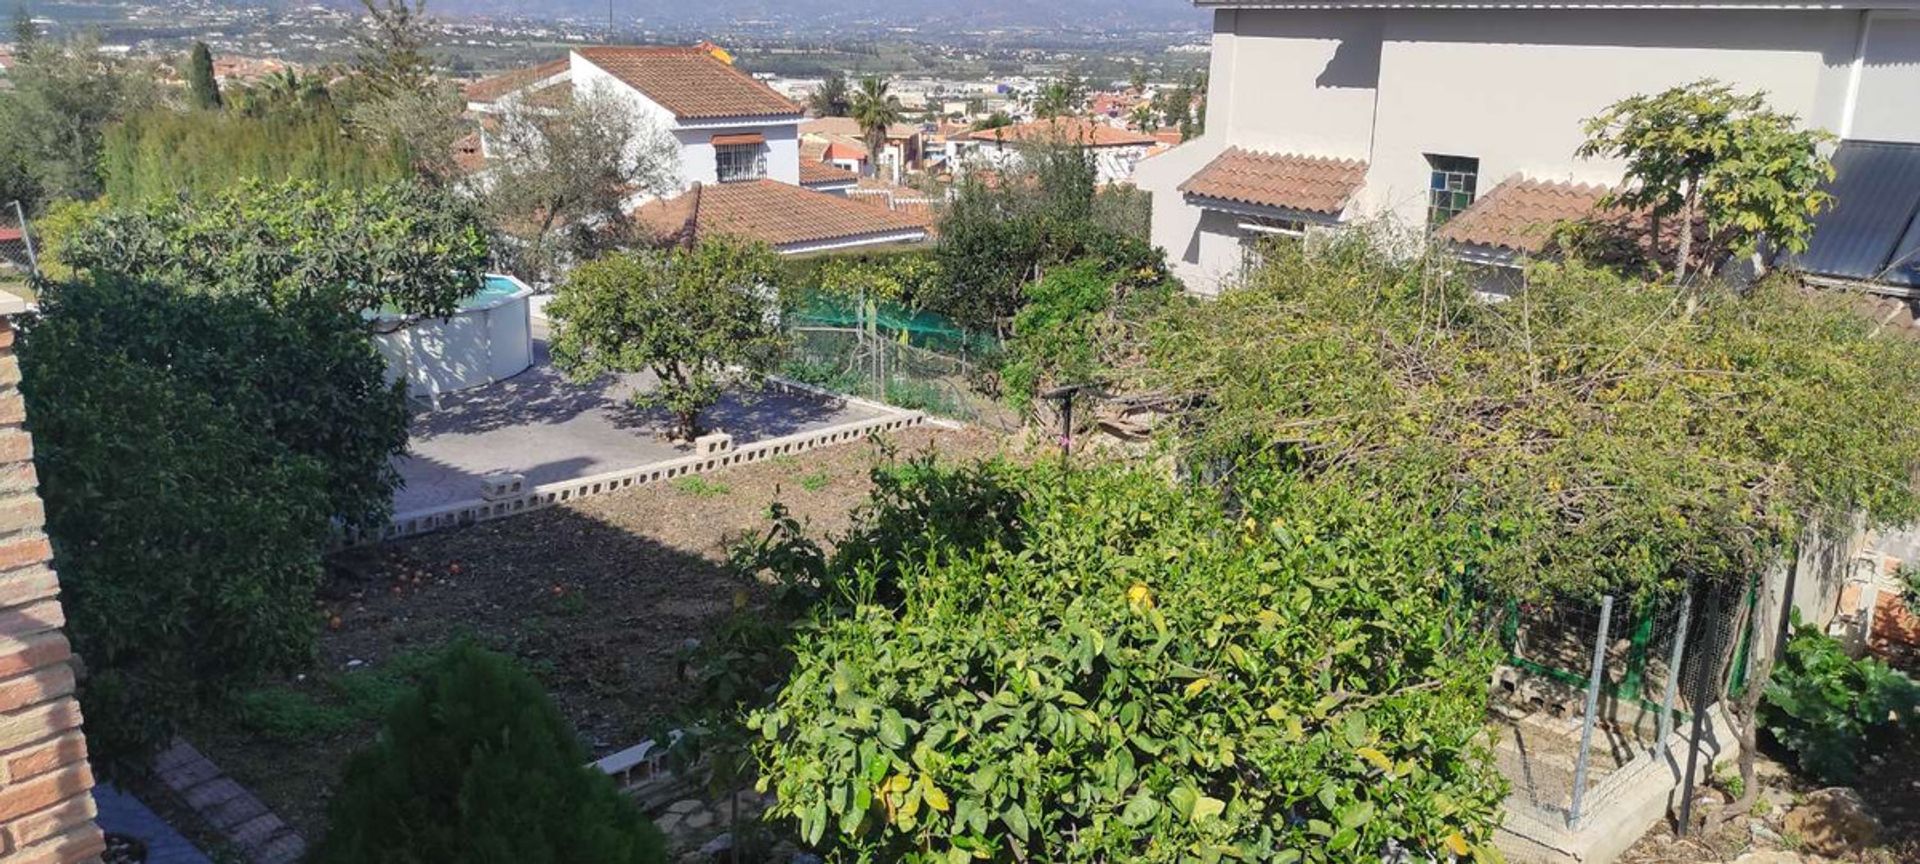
1655, 590, 1694, 750
1568, 594, 1614, 828
7, 201, 34, 276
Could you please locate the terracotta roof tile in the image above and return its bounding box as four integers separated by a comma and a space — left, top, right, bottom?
800, 160, 859, 186
575, 46, 799, 120
966, 118, 1155, 148
1178, 147, 1366, 216
634, 180, 929, 250
1434, 176, 1613, 255
463, 58, 569, 103
802, 117, 919, 139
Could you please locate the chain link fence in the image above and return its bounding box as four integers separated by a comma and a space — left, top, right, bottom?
782, 326, 1018, 429
1487, 578, 1750, 832
0, 201, 36, 290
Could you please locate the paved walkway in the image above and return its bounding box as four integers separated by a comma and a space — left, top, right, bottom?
394, 340, 888, 513
92, 785, 211, 864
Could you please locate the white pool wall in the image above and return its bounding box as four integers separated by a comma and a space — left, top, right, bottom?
374, 274, 534, 397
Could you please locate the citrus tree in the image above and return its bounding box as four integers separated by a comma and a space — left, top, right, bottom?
747, 457, 1508, 863
547, 239, 785, 440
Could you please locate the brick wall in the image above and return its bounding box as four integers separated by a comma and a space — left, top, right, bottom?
0, 315, 104, 864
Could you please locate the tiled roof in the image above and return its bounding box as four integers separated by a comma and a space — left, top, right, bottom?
801, 117, 919, 139
524, 81, 573, 110
1434, 176, 1613, 255
1178, 147, 1367, 216
575, 46, 799, 120
463, 58, 568, 103
634, 180, 930, 250
966, 118, 1155, 148
799, 160, 859, 186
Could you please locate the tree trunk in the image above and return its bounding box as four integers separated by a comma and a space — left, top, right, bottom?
1676, 182, 1699, 281
677, 408, 702, 442
1704, 570, 1780, 834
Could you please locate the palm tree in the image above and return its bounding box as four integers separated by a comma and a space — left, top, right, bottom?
1129, 103, 1159, 133
850, 76, 903, 180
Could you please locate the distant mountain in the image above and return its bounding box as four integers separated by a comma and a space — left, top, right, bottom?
428, 0, 1205, 32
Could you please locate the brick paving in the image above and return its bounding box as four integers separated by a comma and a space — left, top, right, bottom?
91, 785, 210, 864
152, 740, 303, 864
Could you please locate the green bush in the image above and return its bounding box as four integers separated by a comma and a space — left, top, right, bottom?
102, 107, 407, 202
317, 644, 667, 864
1001, 257, 1172, 409
749, 458, 1507, 863
18, 275, 363, 769
1762, 619, 1920, 784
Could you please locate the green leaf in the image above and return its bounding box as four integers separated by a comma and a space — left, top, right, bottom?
1191, 795, 1226, 824
1120, 792, 1161, 827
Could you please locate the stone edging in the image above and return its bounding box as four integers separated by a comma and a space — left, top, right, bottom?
152, 739, 305, 864
349, 409, 928, 546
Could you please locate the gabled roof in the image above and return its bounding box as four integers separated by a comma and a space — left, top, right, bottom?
1179, 147, 1366, 216
574, 46, 800, 121
633, 180, 930, 251
1434, 176, 1613, 255
802, 117, 920, 140
966, 118, 1156, 148
464, 58, 569, 104
800, 159, 860, 187
1797, 140, 1920, 288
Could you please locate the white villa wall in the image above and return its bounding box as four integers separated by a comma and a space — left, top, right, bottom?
1155, 6, 1882, 295
570, 51, 802, 191
1851, 12, 1920, 143
1360, 10, 1859, 228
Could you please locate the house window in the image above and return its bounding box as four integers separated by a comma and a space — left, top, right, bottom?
1238, 216, 1306, 277
716, 145, 767, 182
1426, 154, 1479, 228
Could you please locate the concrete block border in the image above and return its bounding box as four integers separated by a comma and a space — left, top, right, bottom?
349, 409, 929, 546
151, 739, 305, 864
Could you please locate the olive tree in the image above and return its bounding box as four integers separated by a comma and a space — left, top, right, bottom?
1576, 79, 1834, 280
547, 239, 785, 440
478, 83, 681, 284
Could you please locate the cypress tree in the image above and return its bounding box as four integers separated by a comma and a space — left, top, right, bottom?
316, 644, 668, 864
185, 41, 222, 110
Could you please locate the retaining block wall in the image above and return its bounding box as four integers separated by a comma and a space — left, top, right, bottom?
0, 316, 104, 864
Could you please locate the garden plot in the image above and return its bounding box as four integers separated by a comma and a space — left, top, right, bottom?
185, 425, 1002, 843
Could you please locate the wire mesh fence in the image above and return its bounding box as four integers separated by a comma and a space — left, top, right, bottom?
782, 326, 1018, 429
0, 201, 35, 287
1485, 580, 1745, 831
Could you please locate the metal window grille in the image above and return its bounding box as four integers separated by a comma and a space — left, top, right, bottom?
716, 145, 768, 183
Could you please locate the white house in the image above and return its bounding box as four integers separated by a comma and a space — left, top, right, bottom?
956, 118, 1158, 185
463, 45, 930, 254
1136, 0, 1920, 296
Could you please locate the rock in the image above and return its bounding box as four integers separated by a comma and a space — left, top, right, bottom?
654, 813, 683, 835
1733, 851, 1804, 864
683, 809, 715, 831
667, 798, 704, 816
1749, 820, 1784, 847
789, 854, 823, 864
698, 833, 733, 857
1783, 788, 1880, 858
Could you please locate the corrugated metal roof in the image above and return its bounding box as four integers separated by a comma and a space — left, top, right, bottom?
1798, 141, 1920, 287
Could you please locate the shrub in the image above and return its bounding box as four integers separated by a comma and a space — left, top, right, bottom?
1762, 619, 1920, 784
749, 459, 1507, 863
19, 275, 353, 768
1001, 257, 1172, 409
316, 644, 667, 864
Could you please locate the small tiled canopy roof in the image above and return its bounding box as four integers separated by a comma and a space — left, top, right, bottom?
1179, 147, 1367, 217
1435, 176, 1612, 255
966, 118, 1155, 148
463, 58, 569, 103
634, 180, 930, 250
575, 46, 800, 120
799, 160, 859, 186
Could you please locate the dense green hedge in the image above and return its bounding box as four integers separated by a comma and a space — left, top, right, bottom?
18, 275, 398, 768
748, 458, 1507, 863
102, 108, 407, 203
318, 644, 667, 864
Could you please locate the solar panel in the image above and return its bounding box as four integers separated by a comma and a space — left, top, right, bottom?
1797, 141, 1920, 286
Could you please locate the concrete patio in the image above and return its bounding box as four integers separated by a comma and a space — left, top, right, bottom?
393, 340, 890, 513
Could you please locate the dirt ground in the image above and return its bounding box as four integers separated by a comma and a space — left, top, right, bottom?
187, 425, 1003, 842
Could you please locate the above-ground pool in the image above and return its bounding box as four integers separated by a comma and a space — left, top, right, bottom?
374, 274, 534, 397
